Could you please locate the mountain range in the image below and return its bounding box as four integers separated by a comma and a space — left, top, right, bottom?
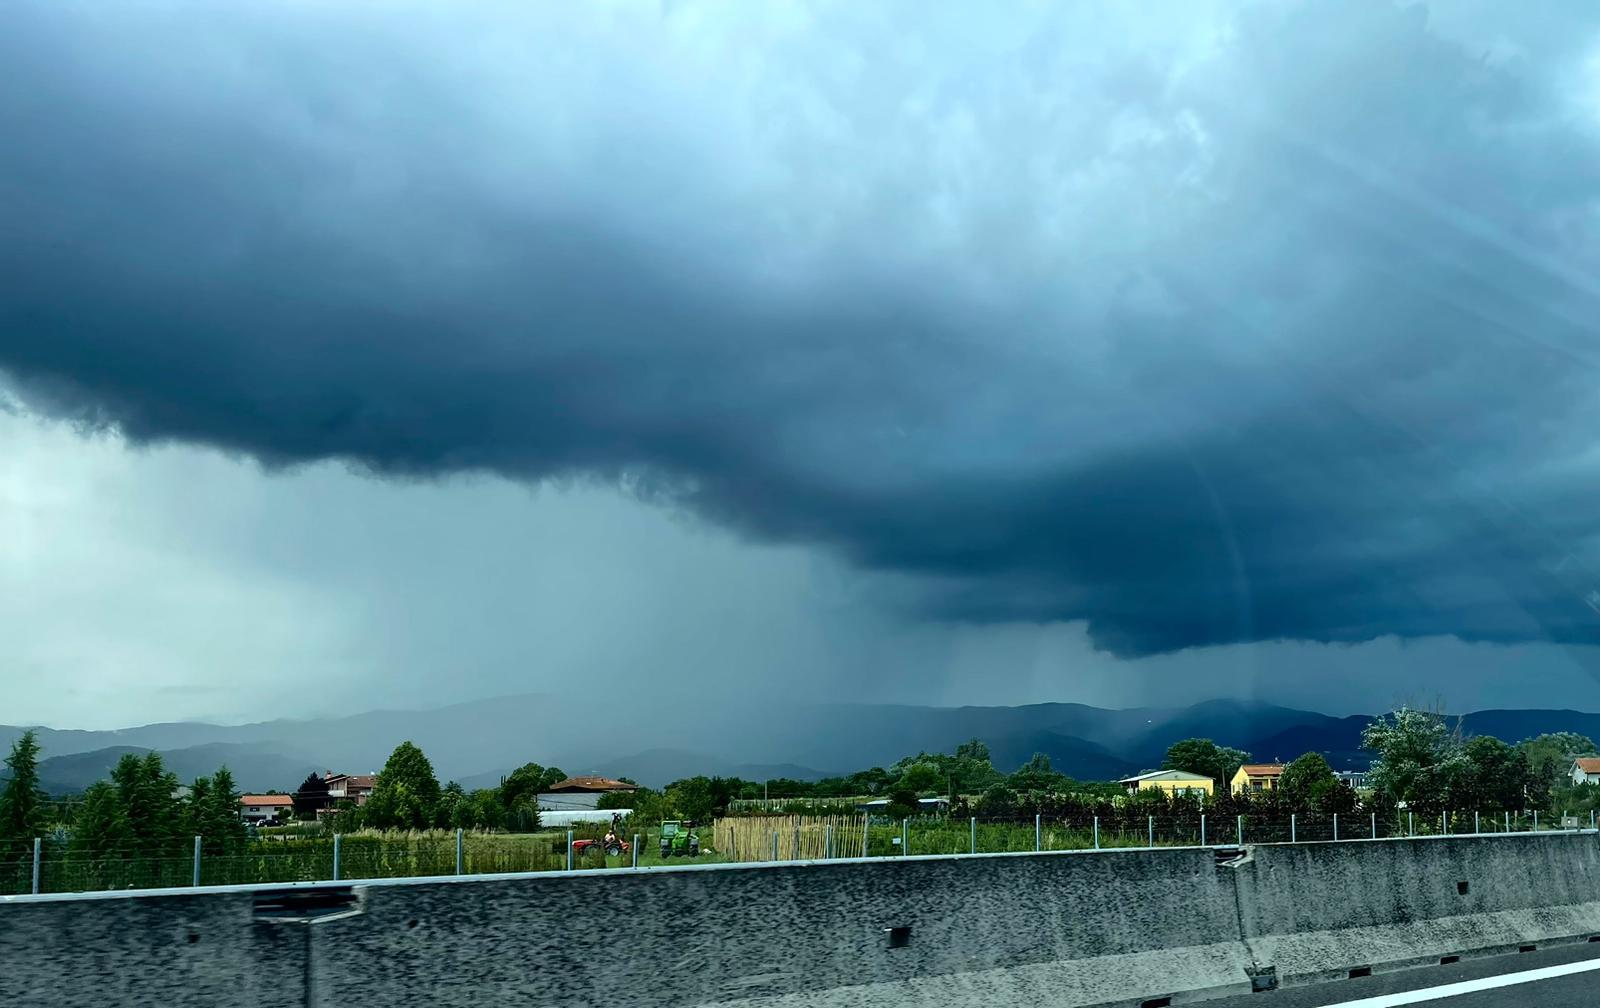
7, 696, 1600, 793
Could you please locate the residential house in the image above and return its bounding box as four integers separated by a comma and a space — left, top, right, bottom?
537, 776, 638, 811
1333, 770, 1368, 790
1118, 770, 1214, 798
1231, 764, 1284, 795
239, 794, 295, 826
1571, 758, 1600, 786
324, 773, 377, 806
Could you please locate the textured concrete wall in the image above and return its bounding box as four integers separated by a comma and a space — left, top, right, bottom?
4, 835, 1600, 1008
311, 848, 1248, 1008
1232, 833, 1600, 986
0, 888, 304, 1008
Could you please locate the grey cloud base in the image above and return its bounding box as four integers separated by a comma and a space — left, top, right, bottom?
4, 0, 1600, 656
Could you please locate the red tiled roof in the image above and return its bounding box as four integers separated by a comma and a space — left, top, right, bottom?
1574, 758, 1600, 773
240, 794, 294, 807
1239, 764, 1284, 776
545, 776, 637, 792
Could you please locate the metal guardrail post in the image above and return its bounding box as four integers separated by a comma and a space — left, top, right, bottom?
1475, 811, 1480, 834
1370, 812, 1376, 839
862, 814, 869, 857
1236, 815, 1244, 846
1034, 814, 1040, 852
31, 837, 41, 895
1148, 815, 1154, 848
1441, 812, 1447, 835
332, 834, 341, 881
455, 828, 464, 875
970, 817, 976, 854
1200, 813, 1206, 847
1407, 812, 1414, 836
794, 824, 801, 860
1533, 810, 1539, 832
1505, 811, 1510, 832
1093, 816, 1100, 850
901, 818, 908, 856
566, 830, 574, 871
1290, 814, 1296, 844
632, 834, 640, 868
771, 830, 779, 861
192, 836, 202, 887
826, 823, 833, 859
1333, 813, 1339, 842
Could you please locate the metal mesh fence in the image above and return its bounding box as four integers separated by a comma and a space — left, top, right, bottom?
5, 809, 1593, 896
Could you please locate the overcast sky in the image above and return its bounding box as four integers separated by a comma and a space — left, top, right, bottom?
5, 1, 1600, 729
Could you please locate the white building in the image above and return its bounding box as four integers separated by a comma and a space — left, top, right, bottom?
239, 794, 295, 825
1571, 758, 1600, 786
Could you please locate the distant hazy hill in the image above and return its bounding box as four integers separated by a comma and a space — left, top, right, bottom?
33, 742, 323, 794
11, 696, 1600, 791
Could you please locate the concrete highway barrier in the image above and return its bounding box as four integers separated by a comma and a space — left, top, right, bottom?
1233, 832, 1600, 987
3, 833, 1599, 1008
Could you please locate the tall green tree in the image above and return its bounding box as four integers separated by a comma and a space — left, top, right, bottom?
70, 781, 131, 854
1277, 753, 1337, 809
1460, 736, 1530, 811
1362, 707, 1467, 814
364, 741, 442, 831
207, 767, 248, 854
111, 751, 180, 851
1162, 738, 1249, 793
1517, 733, 1597, 808
1009, 753, 1073, 793
0, 731, 47, 858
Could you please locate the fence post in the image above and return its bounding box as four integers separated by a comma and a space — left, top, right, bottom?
1474, 811, 1480, 835
970, 817, 976, 855
1236, 815, 1244, 846
795, 824, 802, 861
826, 823, 833, 859
332, 833, 341, 881
901, 818, 909, 856
1333, 813, 1339, 842
31, 837, 41, 895
192, 835, 202, 887
1148, 815, 1154, 848
1290, 813, 1296, 844
1370, 812, 1376, 839
1200, 813, 1206, 847
1533, 810, 1540, 832
455, 828, 464, 875
1441, 812, 1447, 835
1093, 816, 1100, 850
1034, 813, 1041, 852
566, 830, 574, 871
772, 830, 779, 861
1592, 810, 1597, 832
1407, 811, 1414, 836
1505, 811, 1510, 832
862, 814, 869, 857
632, 834, 640, 868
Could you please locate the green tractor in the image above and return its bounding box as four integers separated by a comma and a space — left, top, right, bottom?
658, 820, 701, 858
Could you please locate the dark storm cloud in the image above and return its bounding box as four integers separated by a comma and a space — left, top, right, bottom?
4, 0, 1600, 656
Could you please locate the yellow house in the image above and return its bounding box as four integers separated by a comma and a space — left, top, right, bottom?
1230, 764, 1284, 795
1119, 769, 1215, 798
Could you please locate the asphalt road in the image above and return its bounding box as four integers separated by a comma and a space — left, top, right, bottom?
1200, 940, 1600, 1008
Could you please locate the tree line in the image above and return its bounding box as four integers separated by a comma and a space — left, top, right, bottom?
1, 730, 250, 873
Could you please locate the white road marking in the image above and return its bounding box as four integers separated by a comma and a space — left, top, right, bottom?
1317, 954, 1600, 1007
